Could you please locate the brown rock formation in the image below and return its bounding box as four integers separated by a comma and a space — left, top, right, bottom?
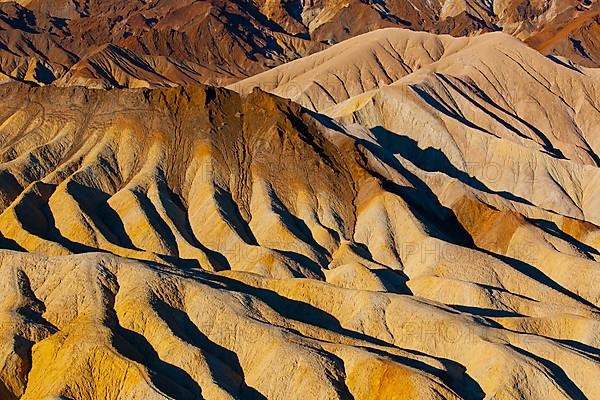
0, 0, 599, 87
1, 54, 600, 396
0, 3, 599, 397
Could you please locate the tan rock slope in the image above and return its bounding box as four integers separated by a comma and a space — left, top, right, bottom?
1, 24, 600, 396
0, 0, 599, 87
232, 28, 600, 223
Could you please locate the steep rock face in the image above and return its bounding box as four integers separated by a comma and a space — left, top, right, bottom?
0, 0, 599, 88
0, 74, 599, 398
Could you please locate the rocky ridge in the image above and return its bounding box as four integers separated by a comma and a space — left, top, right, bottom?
0, 0, 599, 87
1, 38, 600, 396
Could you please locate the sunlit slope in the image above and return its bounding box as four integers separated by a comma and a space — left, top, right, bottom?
0, 80, 599, 398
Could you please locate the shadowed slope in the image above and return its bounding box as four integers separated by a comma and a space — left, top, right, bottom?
0, 77, 599, 398
0, 0, 599, 87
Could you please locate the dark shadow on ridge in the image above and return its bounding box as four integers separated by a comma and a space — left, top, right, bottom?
411, 84, 498, 136
440, 74, 566, 160
450, 305, 524, 318
372, 269, 412, 295
508, 344, 588, 400
131, 188, 179, 255
67, 181, 138, 250
0, 232, 25, 252
481, 249, 599, 311
268, 187, 331, 267
207, 274, 393, 348
371, 126, 534, 206
158, 182, 231, 271
153, 299, 267, 400
272, 248, 326, 279
158, 184, 231, 271
547, 55, 583, 74
356, 132, 476, 247
529, 218, 599, 257
335, 132, 477, 246
214, 185, 258, 246
112, 319, 203, 400
555, 339, 600, 363
13, 182, 101, 254
362, 347, 485, 400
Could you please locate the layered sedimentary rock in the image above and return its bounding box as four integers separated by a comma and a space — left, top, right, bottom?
0, 0, 599, 88
232, 28, 600, 225
1, 26, 600, 396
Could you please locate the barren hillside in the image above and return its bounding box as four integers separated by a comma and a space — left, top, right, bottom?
1, 2, 600, 399
1, 51, 600, 397
0, 0, 598, 87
